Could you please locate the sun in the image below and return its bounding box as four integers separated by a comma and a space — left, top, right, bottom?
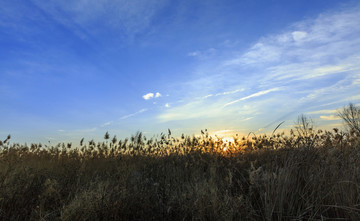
221, 137, 235, 152
222, 137, 235, 143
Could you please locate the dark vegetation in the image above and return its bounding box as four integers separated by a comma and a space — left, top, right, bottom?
0, 104, 359, 220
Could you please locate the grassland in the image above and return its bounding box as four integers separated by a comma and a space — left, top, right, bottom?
1, 111, 360, 220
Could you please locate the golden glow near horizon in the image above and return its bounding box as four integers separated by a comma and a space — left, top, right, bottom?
221, 137, 235, 151
222, 137, 235, 143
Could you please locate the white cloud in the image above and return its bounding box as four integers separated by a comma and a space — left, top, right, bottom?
347, 95, 360, 101
212, 130, 233, 136
267, 62, 358, 82
188, 51, 200, 57
120, 108, 147, 120
216, 88, 244, 96
157, 4, 360, 131
242, 117, 254, 121
157, 96, 262, 123
78, 127, 97, 133
187, 48, 216, 59
224, 6, 360, 80
307, 109, 338, 115
320, 115, 341, 120
201, 88, 244, 100
226, 42, 281, 65
224, 88, 280, 106
101, 121, 112, 127
158, 100, 225, 122
143, 92, 162, 100
143, 93, 154, 100
292, 31, 307, 41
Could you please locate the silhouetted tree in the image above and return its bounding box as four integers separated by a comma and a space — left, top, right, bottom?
338, 103, 360, 134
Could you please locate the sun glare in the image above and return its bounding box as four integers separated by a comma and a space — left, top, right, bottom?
222, 137, 235, 143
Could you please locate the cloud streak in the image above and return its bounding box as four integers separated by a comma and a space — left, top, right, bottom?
158, 4, 360, 132
320, 115, 341, 121
120, 108, 147, 120
224, 88, 280, 107
30, 0, 169, 40
307, 109, 338, 115
101, 121, 112, 127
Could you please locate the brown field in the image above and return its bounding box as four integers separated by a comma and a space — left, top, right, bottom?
1, 105, 359, 220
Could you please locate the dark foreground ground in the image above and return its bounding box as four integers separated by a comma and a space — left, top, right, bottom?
1, 127, 360, 220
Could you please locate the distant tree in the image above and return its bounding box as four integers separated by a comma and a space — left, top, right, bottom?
295, 114, 314, 137
338, 103, 360, 135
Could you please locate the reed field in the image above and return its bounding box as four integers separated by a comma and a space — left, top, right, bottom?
1, 104, 360, 220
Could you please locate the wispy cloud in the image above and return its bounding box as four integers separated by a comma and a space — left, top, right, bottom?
101, 121, 112, 127
224, 88, 280, 106
216, 89, 244, 96
346, 95, 360, 101
224, 6, 360, 83
83, 127, 97, 132
211, 129, 233, 137
307, 109, 338, 115
198, 88, 245, 100
320, 115, 341, 121
158, 4, 360, 131
225, 42, 281, 65
158, 100, 225, 122
29, 0, 169, 40
203, 94, 213, 99
120, 108, 147, 120
292, 31, 307, 41
187, 48, 216, 59
157, 96, 262, 125
242, 117, 254, 121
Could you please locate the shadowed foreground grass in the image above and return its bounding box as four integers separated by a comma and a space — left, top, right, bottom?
0, 126, 360, 220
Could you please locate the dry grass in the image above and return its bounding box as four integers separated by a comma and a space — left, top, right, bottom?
1, 122, 360, 220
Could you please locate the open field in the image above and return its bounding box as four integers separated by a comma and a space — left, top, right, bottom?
2, 1, 360, 220
1, 116, 360, 220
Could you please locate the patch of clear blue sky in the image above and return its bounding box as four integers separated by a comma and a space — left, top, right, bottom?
0, 0, 359, 143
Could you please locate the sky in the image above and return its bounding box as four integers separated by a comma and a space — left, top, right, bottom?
1, 0, 360, 143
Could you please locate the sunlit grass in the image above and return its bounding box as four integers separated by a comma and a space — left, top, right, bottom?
0, 104, 359, 220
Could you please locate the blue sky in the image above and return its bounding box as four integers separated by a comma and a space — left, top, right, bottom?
1, 0, 360, 143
